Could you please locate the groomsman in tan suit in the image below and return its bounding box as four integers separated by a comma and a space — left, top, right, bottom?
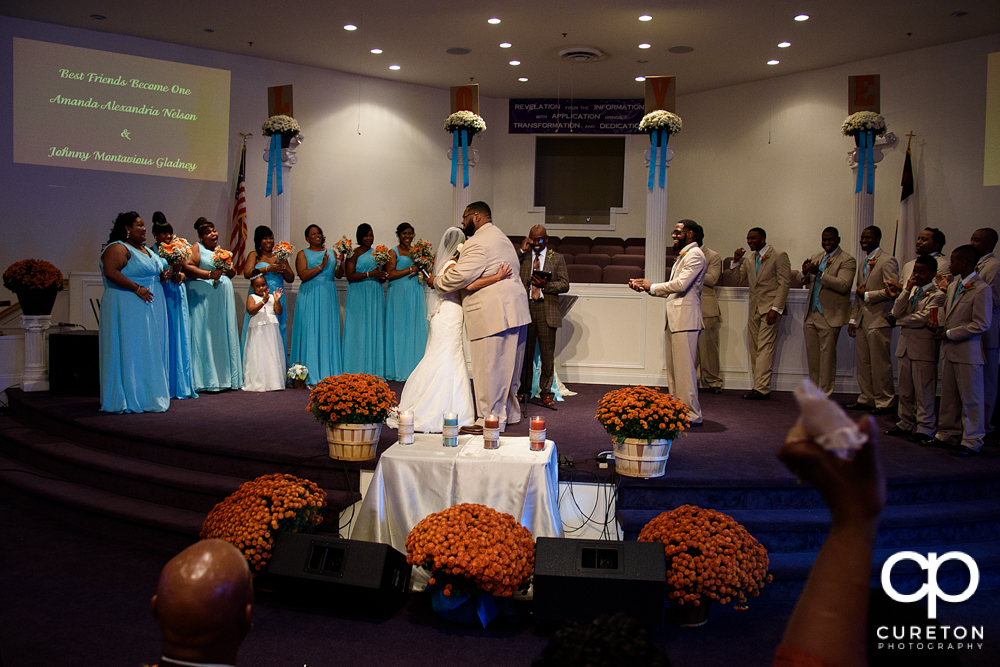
432, 202, 531, 432
970, 228, 999, 439
883, 255, 946, 445
695, 227, 723, 394
630, 220, 707, 424
900, 227, 950, 284
801, 227, 857, 396
931, 245, 993, 456
732, 227, 791, 400
517, 225, 570, 406
845, 226, 899, 414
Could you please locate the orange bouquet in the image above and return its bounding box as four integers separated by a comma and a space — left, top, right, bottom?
3, 259, 64, 293
200, 473, 326, 573
307, 373, 397, 426
596, 385, 691, 441
273, 241, 294, 262
406, 503, 535, 598
371, 245, 391, 268
158, 237, 192, 265
638, 504, 771, 609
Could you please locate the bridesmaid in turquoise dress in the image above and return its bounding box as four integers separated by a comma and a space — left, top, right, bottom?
343, 223, 388, 377
241, 225, 294, 361
290, 224, 344, 384
384, 222, 428, 381
184, 217, 243, 391
98, 211, 170, 413
151, 212, 197, 400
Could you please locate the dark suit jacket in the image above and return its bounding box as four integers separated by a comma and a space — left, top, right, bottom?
519, 249, 570, 328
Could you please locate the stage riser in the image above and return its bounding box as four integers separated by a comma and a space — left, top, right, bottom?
757, 567, 1000, 601
7, 398, 367, 496
617, 477, 1000, 511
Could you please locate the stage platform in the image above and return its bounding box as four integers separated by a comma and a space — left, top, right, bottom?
1, 383, 999, 600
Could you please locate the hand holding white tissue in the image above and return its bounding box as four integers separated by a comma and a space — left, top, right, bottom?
788, 379, 868, 459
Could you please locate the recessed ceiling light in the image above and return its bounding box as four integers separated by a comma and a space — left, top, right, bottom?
778, 41, 791, 48
488, 17, 501, 24
90, 14, 105, 20
370, 48, 383, 54
500, 42, 512, 48
951, 10, 968, 17
794, 14, 809, 21
635, 76, 646, 82
389, 64, 401, 70
518, 77, 528, 82
668, 45, 694, 54
638, 43, 651, 49
767, 59, 780, 65
344, 24, 358, 31
639, 15, 652, 22
203, 28, 214, 33
509, 60, 521, 66
445, 47, 472, 55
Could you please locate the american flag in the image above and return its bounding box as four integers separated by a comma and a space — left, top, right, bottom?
229, 144, 248, 273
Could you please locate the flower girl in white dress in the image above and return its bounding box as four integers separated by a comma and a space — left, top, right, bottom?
399, 227, 513, 432
242, 272, 286, 392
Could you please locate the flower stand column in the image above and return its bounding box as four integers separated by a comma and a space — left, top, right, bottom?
841, 112, 896, 251
444, 111, 486, 223
639, 111, 682, 285
20, 314, 51, 392
262, 135, 301, 244
449, 147, 478, 224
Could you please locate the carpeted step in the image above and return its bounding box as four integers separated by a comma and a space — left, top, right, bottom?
619, 498, 1000, 552
760, 539, 1000, 600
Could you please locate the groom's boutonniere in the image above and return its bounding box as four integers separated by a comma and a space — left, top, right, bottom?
678, 249, 688, 257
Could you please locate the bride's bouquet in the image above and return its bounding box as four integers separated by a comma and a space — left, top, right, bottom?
411, 239, 434, 276
273, 241, 294, 263
212, 248, 234, 286
371, 245, 391, 268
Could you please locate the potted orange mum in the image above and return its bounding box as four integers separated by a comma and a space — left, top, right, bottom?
595, 385, 690, 478
307, 373, 396, 461
3, 259, 65, 315
638, 504, 772, 625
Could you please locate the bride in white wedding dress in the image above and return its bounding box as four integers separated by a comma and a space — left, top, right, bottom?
398, 227, 513, 433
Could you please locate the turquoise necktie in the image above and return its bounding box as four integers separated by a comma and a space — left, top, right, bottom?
863, 254, 872, 280
951, 282, 965, 308
910, 287, 923, 310
755, 251, 762, 273
809, 254, 831, 313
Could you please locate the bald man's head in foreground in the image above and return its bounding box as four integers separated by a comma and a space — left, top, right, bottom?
151, 539, 253, 666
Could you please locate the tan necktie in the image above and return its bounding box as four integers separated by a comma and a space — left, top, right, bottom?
531, 252, 542, 300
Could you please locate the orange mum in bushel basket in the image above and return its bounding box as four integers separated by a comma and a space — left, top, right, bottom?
596, 385, 691, 440
306, 373, 397, 426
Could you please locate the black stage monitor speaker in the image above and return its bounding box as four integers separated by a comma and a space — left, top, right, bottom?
266, 532, 411, 618
48, 331, 99, 396
533, 537, 666, 627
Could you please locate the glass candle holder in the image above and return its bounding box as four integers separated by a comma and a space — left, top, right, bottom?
443, 412, 459, 447
398, 410, 414, 444
483, 414, 500, 449
529, 416, 546, 451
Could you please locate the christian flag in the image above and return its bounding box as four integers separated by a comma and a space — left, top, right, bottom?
896, 145, 916, 267
229, 144, 249, 273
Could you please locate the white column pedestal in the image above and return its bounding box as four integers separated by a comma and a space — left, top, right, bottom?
21, 315, 51, 392
643, 146, 674, 285
263, 135, 302, 244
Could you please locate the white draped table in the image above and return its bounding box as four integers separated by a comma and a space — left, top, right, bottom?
351, 434, 564, 553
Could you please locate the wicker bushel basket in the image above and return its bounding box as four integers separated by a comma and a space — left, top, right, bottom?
327, 423, 382, 461
612, 438, 673, 478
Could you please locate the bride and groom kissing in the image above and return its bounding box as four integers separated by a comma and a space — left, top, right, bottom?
400, 201, 531, 434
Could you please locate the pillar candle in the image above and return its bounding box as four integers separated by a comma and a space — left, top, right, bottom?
398, 410, 414, 444
483, 414, 500, 449
529, 416, 546, 451
443, 412, 459, 447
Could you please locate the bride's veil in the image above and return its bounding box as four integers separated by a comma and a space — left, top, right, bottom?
435, 227, 466, 276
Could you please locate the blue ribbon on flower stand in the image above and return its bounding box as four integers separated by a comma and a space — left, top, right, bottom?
461, 130, 470, 188
450, 130, 459, 186
266, 133, 283, 197
449, 130, 471, 188
648, 130, 668, 190
865, 130, 875, 194
855, 130, 875, 195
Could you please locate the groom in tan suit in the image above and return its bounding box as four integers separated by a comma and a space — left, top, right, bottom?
801, 227, 857, 396
732, 227, 790, 400
630, 220, 707, 425
432, 202, 531, 432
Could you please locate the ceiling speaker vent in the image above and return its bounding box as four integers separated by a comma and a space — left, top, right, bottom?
556, 47, 607, 63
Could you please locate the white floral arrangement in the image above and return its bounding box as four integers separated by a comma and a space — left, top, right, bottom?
287, 363, 309, 381
262, 115, 301, 136
638, 110, 682, 135
842, 111, 887, 137
444, 110, 487, 135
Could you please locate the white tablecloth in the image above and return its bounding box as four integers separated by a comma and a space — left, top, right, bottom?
351, 434, 563, 552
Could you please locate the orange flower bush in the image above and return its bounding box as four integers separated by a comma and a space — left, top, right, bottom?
596, 385, 691, 440
307, 373, 397, 425
638, 505, 772, 610
406, 503, 535, 598
3, 259, 65, 292
200, 473, 326, 573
